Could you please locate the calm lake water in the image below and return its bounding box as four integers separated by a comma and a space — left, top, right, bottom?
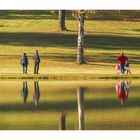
0, 80, 140, 130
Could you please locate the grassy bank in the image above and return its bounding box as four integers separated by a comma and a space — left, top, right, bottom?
0, 11, 140, 79
0, 73, 138, 80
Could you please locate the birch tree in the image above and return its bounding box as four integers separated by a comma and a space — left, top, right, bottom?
77, 10, 86, 64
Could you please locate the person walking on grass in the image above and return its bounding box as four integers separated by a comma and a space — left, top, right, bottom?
118, 52, 128, 74
20, 53, 28, 74
33, 50, 40, 74
125, 60, 131, 75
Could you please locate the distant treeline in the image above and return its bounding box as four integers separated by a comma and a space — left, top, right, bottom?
67, 10, 140, 21
0, 10, 140, 21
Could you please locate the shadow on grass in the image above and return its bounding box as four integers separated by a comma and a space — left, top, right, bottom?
0, 32, 140, 63
133, 29, 140, 32
0, 98, 139, 112
122, 28, 140, 33
1, 52, 140, 64
0, 32, 77, 47
0, 32, 139, 49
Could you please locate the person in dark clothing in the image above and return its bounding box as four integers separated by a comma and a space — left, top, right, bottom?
21, 81, 28, 104
118, 52, 128, 74
33, 81, 40, 107
20, 53, 28, 74
33, 50, 40, 74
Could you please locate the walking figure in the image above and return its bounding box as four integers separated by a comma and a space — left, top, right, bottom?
20, 53, 28, 74
33, 50, 40, 74
116, 63, 120, 75
21, 81, 28, 104
118, 52, 128, 74
125, 60, 132, 75
33, 81, 40, 107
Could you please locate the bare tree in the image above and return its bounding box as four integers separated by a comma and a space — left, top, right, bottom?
59, 10, 67, 31
77, 10, 86, 64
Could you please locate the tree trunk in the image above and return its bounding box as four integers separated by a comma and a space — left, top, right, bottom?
77, 10, 86, 64
59, 10, 66, 31
77, 86, 85, 130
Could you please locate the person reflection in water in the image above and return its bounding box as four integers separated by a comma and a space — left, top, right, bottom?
21, 81, 28, 104
33, 81, 40, 107
116, 80, 131, 105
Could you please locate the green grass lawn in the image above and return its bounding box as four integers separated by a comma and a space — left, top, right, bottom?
0, 11, 140, 78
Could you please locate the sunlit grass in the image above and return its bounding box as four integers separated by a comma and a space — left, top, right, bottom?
0, 11, 139, 77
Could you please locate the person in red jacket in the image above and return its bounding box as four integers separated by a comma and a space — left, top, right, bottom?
118, 52, 128, 74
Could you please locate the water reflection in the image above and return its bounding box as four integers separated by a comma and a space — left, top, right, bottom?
16, 80, 137, 130
77, 86, 85, 130
116, 80, 131, 105
21, 81, 28, 104
59, 112, 66, 130
33, 81, 40, 107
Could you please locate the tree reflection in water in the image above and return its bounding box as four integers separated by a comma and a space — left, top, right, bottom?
77, 86, 85, 130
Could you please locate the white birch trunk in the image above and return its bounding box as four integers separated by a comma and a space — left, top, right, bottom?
77, 10, 85, 64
